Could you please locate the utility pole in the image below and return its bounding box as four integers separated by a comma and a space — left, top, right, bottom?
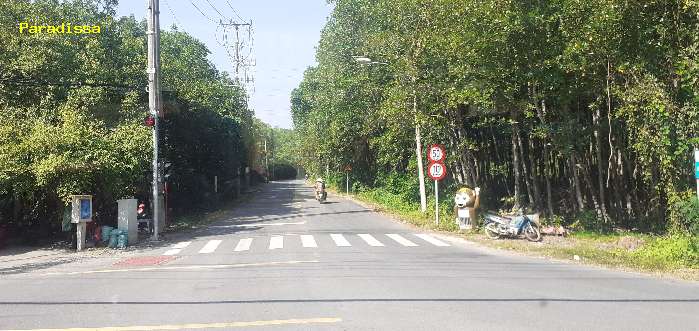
220, 20, 251, 82
147, 0, 162, 240
264, 139, 269, 179
414, 91, 427, 213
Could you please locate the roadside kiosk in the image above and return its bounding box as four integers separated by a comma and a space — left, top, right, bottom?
70, 195, 92, 251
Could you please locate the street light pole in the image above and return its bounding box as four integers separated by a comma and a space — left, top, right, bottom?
147, 0, 162, 240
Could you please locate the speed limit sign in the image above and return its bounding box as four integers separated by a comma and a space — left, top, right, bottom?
427, 162, 447, 181
427, 144, 446, 163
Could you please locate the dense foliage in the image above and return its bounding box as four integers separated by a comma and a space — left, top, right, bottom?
292, 0, 699, 232
0, 0, 258, 236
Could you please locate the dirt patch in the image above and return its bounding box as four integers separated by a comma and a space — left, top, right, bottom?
615, 236, 645, 251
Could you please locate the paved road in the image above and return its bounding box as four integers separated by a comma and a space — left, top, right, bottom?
1, 180, 697, 330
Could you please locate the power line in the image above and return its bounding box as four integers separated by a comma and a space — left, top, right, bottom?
186, 0, 217, 23
203, 0, 230, 20
224, 0, 246, 22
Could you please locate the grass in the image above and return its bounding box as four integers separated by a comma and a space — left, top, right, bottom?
337, 185, 699, 281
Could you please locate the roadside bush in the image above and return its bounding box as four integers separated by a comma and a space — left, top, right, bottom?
668, 192, 699, 235
569, 210, 612, 233
632, 235, 699, 269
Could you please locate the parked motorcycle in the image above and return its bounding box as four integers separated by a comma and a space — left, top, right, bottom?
314, 178, 327, 203
483, 213, 541, 242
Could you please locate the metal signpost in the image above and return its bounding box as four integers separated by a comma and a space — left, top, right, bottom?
427, 145, 447, 225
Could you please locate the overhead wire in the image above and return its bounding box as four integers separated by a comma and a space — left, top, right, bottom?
186, 0, 217, 23
203, 0, 230, 21
224, 0, 247, 23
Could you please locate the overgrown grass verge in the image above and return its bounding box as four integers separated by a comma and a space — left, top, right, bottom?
340, 186, 699, 281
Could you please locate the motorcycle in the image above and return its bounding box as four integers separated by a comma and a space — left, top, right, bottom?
483, 212, 541, 242
315, 181, 327, 203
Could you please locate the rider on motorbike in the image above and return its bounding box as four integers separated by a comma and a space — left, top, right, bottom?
314, 177, 327, 201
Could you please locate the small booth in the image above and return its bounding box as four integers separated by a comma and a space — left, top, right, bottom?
70, 195, 92, 251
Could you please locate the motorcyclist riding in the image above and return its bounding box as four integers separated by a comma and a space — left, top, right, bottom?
314, 177, 327, 202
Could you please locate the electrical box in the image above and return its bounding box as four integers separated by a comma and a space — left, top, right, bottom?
70, 195, 93, 223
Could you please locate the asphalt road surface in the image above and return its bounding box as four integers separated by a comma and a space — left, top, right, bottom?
1, 180, 697, 330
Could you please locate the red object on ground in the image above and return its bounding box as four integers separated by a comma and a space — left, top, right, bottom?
144, 115, 155, 127
113, 256, 175, 267
94, 226, 102, 242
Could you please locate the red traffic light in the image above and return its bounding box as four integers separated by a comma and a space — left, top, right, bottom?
144, 116, 155, 127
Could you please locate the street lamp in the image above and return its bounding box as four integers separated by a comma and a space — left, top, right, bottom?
352, 56, 388, 66
352, 55, 428, 213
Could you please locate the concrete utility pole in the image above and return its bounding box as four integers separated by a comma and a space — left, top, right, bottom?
414, 91, 427, 213
147, 0, 162, 240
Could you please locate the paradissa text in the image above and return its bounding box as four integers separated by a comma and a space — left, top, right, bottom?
19, 22, 101, 34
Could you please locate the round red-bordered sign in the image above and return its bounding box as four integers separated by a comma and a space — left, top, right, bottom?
427, 144, 446, 163
427, 162, 447, 181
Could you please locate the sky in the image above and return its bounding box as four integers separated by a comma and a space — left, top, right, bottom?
116, 0, 333, 129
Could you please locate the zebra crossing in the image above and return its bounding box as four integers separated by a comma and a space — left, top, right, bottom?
162, 233, 450, 256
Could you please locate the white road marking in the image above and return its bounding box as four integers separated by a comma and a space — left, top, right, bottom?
163, 241, 191, 255
330, 234, 351, 247
198, 240, 222, 254
234, 238, 253, 252
385, 234, 418, 247
414, 234, 450, 247
300, 235, 317, 248
40, 260, 320, 276
232, 221, 306, 228
6, 317, 342, 331
358, 234, 384, 247
269, 235, 284, 249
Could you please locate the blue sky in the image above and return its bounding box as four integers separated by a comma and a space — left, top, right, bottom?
116, 0, 333, 129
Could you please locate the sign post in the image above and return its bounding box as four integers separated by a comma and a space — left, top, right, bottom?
427, 145, 447, 225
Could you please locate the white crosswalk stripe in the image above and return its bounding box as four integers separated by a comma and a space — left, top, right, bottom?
162, 233, 451, 255
234, 238, 253, 252
269, 235, 284, 249
163, 241, 191, 256
330, 234, 351, 247
358, 234, 384, 247
300, 235, 317, 248
199, 240, 222, 254
414, 234, 450, 247
386, 234, 418, 247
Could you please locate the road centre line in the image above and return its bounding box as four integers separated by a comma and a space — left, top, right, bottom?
4, 317, 342, 331
39, 260, 320, 276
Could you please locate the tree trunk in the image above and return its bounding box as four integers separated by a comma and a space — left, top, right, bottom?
593, 105, 610, 223
512, 117, 522, 210
516, 128, 535, 207
569, 153, 585, 211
